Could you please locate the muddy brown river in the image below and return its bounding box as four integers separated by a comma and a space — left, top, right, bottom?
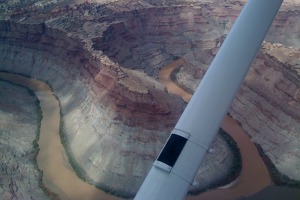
159, 59, 272, 200
0, 61, 286, 200
0, 72, 121, 200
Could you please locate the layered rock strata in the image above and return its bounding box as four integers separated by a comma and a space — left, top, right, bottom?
175, 41, 300, 182
232, 47, 300, 181
0, 0, 299, 198
169, 0, 300, 183
0, 31, 183, 197
0, 79, 49, 199
0, 1, 239, 197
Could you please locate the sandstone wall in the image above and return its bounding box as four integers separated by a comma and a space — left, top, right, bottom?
176, 44, 300, 182
0, 79, 50, 199
2, 0, 298, 197
0, 3, 235, 196
230, 49, 300, 181
0, 18, 184, 196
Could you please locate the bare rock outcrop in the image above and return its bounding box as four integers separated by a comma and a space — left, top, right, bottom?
174, 25, 300, 184
0, 1, 237, 197
1, 0, 299, 198
0, 22, 183, 196
231, 46, 300, 181
0, 79, 49, 200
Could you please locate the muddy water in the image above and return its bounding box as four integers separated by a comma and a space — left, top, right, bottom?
159, 59, 272, 200
0, 72, 121, 200
1, 58, 271, 200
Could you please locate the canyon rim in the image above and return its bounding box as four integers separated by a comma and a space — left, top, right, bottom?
0, 0, 299, 199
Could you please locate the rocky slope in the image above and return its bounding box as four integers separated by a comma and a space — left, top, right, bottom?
0, 0, 299, 198
178, 44, 300, 182
174, 5, 300, 183
0, 0, 241, 197
232, 45, 300, 181
0, 79, 49, 199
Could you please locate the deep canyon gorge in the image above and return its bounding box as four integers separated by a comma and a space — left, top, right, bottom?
0, 0, 300, 199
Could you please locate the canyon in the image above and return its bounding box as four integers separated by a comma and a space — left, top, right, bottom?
0, 78, 50, 199
0, 0, 299, 199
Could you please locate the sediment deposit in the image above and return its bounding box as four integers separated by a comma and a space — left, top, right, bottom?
0, 0, 299, 198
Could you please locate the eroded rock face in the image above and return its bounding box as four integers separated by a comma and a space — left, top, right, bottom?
94, 6, 233, 77
0, 0, 299, 198
1, 1, 231, 196
0, 1, 236, 197
0, 30, 184, 196
174, 18, 300, 184
177, 41, 300, 183
0, 79, 49, 199
232, 46, 300, 181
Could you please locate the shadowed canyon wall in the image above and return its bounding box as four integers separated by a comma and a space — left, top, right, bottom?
0, 79, 50, 199
0, 0, 299, 198
0, 1, 239, 197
